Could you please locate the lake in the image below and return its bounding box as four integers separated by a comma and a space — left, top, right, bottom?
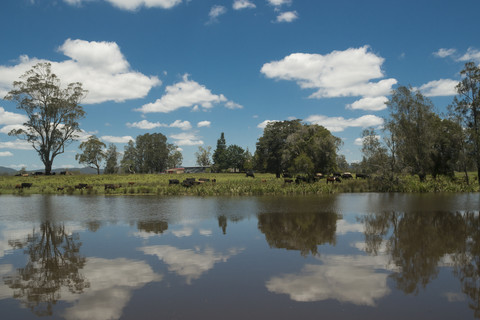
1, 193, 479, 319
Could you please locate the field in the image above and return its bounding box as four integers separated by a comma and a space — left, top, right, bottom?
0, 172, 478, 196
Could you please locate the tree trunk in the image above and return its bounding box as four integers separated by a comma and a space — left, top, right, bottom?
44, 161, 52, 175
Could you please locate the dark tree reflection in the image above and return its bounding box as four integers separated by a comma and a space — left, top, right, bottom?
4, 221, 88, 316
258, 211, 338, 257
452, 212, 480, 318
137, 220, 169, 234
362, 211, 465, 295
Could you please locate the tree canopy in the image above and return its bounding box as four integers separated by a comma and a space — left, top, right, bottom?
5, 62, 87, 174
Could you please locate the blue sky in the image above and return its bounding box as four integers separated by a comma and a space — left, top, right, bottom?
0, 0, 479, 170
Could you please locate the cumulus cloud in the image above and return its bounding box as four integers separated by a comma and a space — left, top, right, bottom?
140, 245, 243, 284
257, 119, 279, 129
0, 107, 28, 126
276, 11, 298, 23
100, 135, 134, 143
137, 74, 240, 113
416, 79, 458, 97
305, 114, 384, 132
433, 48, 457, 58
207, 5, 227, 24
64, 0, 182, 11
233, 0, 256, 10
261, 46, 397, 107
267, 0, 292, 6
266, 254, 392, 305
197, 121, 211, 128
170, 132, 203, 146
0, 139, 32, 150
0, 39, 160, 104
0, 151, 13, 157
347, 96, 388, 111
126, 119, 192, 130
61, 257, 162, 320
458, 47, 480, 64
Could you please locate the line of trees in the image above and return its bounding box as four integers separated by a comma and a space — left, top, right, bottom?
5, 62, 480, 184
359, 62, 480, 185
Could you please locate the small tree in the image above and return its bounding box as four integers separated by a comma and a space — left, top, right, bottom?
5, 62, 87, 175
167, 145, 183, 169
213, 132, 228, 171
226, 144, 245, 172
104, 143, 119, 174
195, 146, 212, 167
75, 135, 106, 175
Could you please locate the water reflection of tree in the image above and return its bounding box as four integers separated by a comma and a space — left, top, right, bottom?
452, 212, 480, 318
137, 220, 169, 234
258, 211, 338, 257
4, 221, 88, 316
362, 211, 465, 295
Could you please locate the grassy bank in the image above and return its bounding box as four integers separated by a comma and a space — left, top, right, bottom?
0, 172, 478, 196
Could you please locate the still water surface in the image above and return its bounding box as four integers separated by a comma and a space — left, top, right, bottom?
0, 193, 479, 319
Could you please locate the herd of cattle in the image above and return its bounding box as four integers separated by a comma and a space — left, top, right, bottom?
13, 172, 371, 190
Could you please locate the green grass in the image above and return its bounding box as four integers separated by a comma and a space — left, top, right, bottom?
0, 172, 478, 196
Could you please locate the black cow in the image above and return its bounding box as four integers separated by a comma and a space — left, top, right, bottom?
104, 184, 117, 190
169, 179, 180, 185
326, 177, 341, 184
75, 183, 89, 189
246, 171, 255, 178
15, 182, 33, 189
284, 178, 293, 184
60, 171, 67, 175
356, 173, 370, 179
341, 172, 353, 179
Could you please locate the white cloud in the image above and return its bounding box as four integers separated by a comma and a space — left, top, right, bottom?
225, 101, 244, 109
0, 39, 160, 104
305, 114, 384, 132
126, 119, 192, 130
207, 5, 227, 24
0, 151, 13, 157
257, 119, 279, 129
233, 0, 256, 10
137, 74, 240, 113
276, 11, 298, 23
347, 96, 388, 111
140, 245, 243, 284
0, 107, 28, 126
61, 257, 162, 320
416, 79, 458, 97
267, 0, 292, 6
0, 140, 32, 150
100, 135, 134, 143
64, 0, 182, 11
458, 47, 480, 64
170, 132, 203, 146
261, 46, 397, 101
197, 121, 211, 128
433, 48, 457, 58
266, 254, 392, 305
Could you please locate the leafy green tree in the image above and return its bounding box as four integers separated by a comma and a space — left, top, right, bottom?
120, 140, 137, 173
336, 154, 349, 172
135, 133, 169, 173
430, 117, 463, 178
167, 144, 183, 168
360, 128, 389, 175
243, 148, 254, 172
104, 143, 119, 174
119, 133, 176, 173
385, 86, 436, 181
255, 120, 302, 178
5, 62, 87, 174
226, 144, 245, 172
75, 135, 106, 175
449, 61, 480, 184
195, 146, 212, 167
213, 132, 228, 171
282, 124, 341, 176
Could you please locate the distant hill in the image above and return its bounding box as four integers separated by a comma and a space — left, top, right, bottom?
0, 166, 17, 175
0, 166, 102, 175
